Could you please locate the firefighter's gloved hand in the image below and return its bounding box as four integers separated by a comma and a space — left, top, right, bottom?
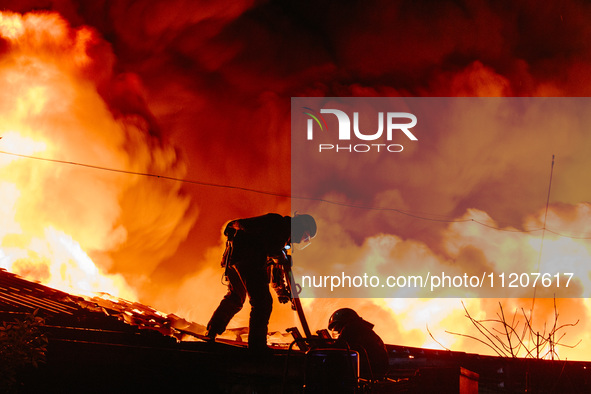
276, 288, 291, 304
278, 294, 291, 304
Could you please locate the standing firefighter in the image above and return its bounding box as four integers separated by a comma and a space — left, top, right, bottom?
206, 213, 317, 351
328, 308, 390, 380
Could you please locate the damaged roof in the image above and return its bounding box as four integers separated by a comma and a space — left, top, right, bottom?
2, 268, 591, 393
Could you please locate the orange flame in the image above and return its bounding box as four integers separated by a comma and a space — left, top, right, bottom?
3, 10, 591, 364
0, 11, 134, 299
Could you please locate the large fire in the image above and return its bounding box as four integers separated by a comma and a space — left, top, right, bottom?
1, 8, 591, 363
0, 11, 193, 301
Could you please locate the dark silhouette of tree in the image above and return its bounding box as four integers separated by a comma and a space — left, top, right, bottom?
429, 299, 580, 359
0, 310, 48, 392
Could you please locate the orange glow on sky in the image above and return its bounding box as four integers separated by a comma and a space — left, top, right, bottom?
0, 4, 590, 362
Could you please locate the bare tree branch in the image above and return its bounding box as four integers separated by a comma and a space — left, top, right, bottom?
429, 297, 580, 360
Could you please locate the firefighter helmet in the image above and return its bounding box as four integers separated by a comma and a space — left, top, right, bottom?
291, 214, 317, 244
328, 308, 360, 333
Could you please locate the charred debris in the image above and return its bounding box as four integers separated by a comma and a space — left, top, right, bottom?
1, 268, 590, 393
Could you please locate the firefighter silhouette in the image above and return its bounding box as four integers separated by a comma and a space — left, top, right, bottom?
328, 308, 389, 380
206, 213, 317, 350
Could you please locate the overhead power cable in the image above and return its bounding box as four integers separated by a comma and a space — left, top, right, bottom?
0, 149, 590, 240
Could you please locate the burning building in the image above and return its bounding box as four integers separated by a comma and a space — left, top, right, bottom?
2, 268, 591, 392
1, 2, 591, 392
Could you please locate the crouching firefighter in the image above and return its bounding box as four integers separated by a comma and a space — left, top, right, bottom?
328, 308, 389, 380
206, 213, 317, 351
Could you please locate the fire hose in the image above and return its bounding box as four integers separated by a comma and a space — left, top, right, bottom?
280, 248, 312, 339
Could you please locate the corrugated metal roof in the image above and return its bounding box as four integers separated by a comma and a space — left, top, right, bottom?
3, 268, 591, 393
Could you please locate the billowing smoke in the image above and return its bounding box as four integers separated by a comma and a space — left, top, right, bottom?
0, 11, 196, 297
1, 1, 591, 360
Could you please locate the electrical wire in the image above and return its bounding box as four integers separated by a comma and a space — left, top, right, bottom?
528, 155, 555, 343
1, 149, 590, 240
